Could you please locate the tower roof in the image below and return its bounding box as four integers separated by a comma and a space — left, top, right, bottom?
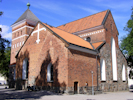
12, 9, 40, 25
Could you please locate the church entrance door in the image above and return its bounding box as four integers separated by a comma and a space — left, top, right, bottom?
74, 82, 78, 94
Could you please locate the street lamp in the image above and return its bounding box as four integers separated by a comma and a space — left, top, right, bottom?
91, 71, 94, 95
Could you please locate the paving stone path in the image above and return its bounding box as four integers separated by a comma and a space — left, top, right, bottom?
0, 87, 132, 100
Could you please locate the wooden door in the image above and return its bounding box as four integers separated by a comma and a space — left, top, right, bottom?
74, 82, 78, 94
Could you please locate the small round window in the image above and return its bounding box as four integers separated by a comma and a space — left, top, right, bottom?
86, 37, 91, 42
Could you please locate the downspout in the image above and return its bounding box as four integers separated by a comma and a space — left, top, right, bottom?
96, 52, 99, 91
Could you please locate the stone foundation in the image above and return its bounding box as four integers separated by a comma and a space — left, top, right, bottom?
15, 79, 28, 90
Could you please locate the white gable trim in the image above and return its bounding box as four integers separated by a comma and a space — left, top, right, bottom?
12, 34, 29, 41
79, 29, 104, 38
12, 25, 34, 34
11, 19, 38, 29
11, 19, 26, 28
68, 44, 97, 55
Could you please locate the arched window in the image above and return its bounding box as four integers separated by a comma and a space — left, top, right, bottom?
111, 38, 117, 81
47, 63, 53, 82
22, 58, 29, 79
100, 59, 106, 81
122, 64, 126, 81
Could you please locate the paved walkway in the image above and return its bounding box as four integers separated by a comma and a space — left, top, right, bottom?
0, 87, 132, 100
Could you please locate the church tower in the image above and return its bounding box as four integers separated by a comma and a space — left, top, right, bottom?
10, 3, 40, 65
9, 3, 39, 88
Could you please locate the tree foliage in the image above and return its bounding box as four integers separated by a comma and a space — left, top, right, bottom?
0, 35, 11, 77
120, 7, 133, 79
0, 0, 2, 32
0, 0, 10, 78
121, 7, 133, 64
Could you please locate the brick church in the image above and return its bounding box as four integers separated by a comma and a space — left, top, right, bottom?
9, 4, 128, 94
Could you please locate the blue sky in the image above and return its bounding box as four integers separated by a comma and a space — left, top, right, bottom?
0, 0, 133, 43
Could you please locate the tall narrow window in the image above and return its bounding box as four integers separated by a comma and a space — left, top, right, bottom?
111, 38, 117, 81
47, 63, 53, 82
14, 33, 16, 38
22, 41, 24, 45
14, 68, 16, 80
22, 58, 29, 79
122, 64, 126, 81
21, 30, 22, 35
101, 59, 106, 81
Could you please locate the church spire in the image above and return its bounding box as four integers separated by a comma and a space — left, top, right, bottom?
27, 2, 30, 9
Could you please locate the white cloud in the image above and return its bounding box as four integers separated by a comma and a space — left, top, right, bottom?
0, 25, 12, 39
77, 6, 100, 14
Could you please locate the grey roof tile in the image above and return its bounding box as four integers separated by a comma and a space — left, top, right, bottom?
13, 9, 40, 25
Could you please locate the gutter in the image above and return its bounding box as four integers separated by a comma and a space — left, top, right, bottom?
68, 43, 97, 55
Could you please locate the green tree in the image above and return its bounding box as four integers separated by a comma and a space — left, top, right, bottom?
0, 0, 10, 78
0, 36, 11, 78
0, 0, 3, 32
120, 7, 133, 79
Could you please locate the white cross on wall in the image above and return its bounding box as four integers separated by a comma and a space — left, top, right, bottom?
32, 23, 46, 44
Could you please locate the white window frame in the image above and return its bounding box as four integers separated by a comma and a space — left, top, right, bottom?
122, 64, 126, 81
22, 58, 28, 80
20, 42, 21, 46
111, 38, 117, 81
47, 63, 53, 82
100, 59, 106, 81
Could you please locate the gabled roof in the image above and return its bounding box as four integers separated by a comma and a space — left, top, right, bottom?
92, 41, 105, 50
16, 21, 95, 58
43, 23, 94, 50
12, 9, 40, 25
57, 10, 109, 33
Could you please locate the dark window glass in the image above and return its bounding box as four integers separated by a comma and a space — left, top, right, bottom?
51, 65, 53, 81
86, 37, 91, 42
26, 60, 29, 78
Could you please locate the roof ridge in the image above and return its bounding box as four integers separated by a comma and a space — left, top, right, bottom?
42, 22, 94, 49
101, 9, 110, 25
44, 22, 82, 37
57, 9, 109, 27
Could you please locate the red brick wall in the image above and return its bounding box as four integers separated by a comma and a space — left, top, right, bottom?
68, 49, 97, 87
16, 23, 68, 87
10, 23, 33, 64
79, 29, 105, 43
104, 12, 119, 48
